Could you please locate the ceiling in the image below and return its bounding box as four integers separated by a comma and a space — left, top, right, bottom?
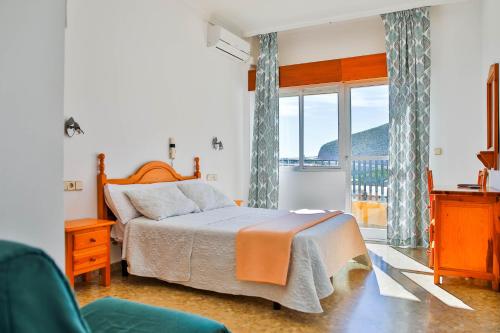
183, 0, 466, 36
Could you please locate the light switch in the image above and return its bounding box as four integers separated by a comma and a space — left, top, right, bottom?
75, 181, 83, 191
434, 148, 443, 155
206, 174, 218, 181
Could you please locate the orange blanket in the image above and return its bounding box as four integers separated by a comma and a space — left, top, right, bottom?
235, 210, 343, 286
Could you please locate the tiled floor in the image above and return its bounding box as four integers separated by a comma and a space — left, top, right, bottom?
75, 244, 500, 333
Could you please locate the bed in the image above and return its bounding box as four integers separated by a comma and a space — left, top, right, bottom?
96, 154, 371, 313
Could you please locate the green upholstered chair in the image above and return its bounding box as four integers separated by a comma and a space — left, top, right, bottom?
0, 240, 230, 333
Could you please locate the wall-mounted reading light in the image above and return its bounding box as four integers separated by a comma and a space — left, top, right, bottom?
212, 137, 223, 151
65, 117, 84, 137
169, 137, 176, 162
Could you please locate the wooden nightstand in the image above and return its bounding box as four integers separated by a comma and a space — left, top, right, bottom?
234, 200, 244, 206
65, 219, 115, 287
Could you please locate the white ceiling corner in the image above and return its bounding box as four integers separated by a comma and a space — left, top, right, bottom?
181, 0, 469, 37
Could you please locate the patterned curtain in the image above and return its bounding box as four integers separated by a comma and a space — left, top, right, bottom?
248, 32, 279, 209
381, 8, 431, 247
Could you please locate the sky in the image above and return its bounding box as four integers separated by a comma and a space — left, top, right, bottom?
279, 85, 389, 159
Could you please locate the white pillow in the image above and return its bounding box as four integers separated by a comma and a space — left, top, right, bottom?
104, 180, 200, 224
125, 186, 200, 221
177, 182, 235, 211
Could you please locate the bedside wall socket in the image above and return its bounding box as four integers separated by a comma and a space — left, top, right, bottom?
64, 180, 83, 191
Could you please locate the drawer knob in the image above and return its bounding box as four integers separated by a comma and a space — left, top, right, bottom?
90, 238, 96, 243
90, 257, 97, 262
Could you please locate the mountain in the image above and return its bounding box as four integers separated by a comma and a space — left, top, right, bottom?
318, 123, 389, 160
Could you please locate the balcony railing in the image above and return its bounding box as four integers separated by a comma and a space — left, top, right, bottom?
351, 156, 389, 202
279, 158, 339, 167
279, 155, 389, 203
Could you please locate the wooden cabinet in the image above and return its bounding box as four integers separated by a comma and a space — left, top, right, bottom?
65, 219, 115, 287
431, 187, 500, 291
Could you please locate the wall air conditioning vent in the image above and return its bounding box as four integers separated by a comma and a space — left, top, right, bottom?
207, 24, 250, 63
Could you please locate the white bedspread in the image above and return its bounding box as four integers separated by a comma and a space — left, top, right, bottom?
122, 206, 371, 313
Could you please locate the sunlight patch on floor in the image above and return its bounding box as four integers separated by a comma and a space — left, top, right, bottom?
367, 243, 473, 310
366, 243, 433, 273
373, 265, 420, 302
403, 272, 473, 310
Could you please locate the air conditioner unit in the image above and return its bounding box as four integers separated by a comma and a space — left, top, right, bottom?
207, 24, 251, 62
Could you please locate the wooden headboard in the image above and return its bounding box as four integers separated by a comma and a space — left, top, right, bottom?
97, 153, 201, 220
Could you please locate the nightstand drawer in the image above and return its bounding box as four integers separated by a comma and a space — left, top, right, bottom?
73, 246, 107, 273
65, 218, 115, 287
73, 228, 108, 250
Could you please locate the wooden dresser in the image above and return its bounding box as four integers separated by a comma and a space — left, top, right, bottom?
65, 219, 115, 287
430, 186, 500, 291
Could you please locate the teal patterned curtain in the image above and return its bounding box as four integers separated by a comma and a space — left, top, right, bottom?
248, 32, 279, 209
381, 8, 431, 247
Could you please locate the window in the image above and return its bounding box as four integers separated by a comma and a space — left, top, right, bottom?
303, 93, 339, 167
279, 89, 340, 168
350, 85, 389, 144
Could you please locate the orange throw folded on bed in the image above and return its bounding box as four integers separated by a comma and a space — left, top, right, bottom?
236, 210, 343, 286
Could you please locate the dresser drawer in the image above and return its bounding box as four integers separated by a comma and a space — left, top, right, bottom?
73, 228, 108, 250
73, 246, 108, 273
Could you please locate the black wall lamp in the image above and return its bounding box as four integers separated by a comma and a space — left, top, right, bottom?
65, 117, 84, 137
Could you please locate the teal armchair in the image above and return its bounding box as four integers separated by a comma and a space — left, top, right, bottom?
0, 240, 230, 333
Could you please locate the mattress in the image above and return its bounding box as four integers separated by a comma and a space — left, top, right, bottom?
122, 206, 371, 313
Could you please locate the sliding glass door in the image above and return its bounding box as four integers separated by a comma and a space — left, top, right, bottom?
347, 83, 389, 241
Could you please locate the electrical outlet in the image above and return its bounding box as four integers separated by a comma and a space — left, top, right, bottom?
64, 181, 76, 191
64, 180, 83, 191
434, 148, 443, 155
206, 174, 218, 181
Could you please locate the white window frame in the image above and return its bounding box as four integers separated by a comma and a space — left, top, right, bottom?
279, 84, 346, 171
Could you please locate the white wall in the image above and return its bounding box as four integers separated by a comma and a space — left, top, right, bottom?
64, 0, 248, 221
278, 16, 386, 66
0, 0, 65, 267
480, 0, 500, 80
429, 0, 484, 185
279, 169, 347, 210
480, 0, 500, 113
